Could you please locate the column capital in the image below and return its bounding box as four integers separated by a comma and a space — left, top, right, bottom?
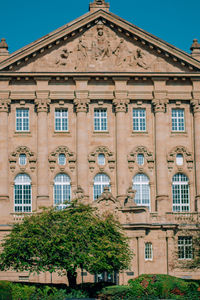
152, 98, 168, 113
34, 98, 50, 113
113, 98, 129, 113
0, 99, 11, 112
74, 98, 90, 113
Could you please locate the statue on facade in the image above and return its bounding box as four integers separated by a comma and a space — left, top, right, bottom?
74, 37, 88, 70
56, 48, 71, 66
91, 21, 111, 61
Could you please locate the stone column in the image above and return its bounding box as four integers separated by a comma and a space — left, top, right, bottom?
0, 96, 10, 201
113, 93, 129, 200
191, 79, 200, 212
35, 92, 50, 205
74, 83, 89, 197
153, 79, 169, 214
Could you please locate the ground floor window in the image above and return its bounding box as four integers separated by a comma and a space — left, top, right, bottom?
178, 236, 193, 259
95, 271, 119, 284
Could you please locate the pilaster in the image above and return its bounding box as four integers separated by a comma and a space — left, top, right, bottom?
153, 78, 169, 214
35, 90, 50, 205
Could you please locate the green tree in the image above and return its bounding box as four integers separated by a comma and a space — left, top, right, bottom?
0, 202, 132, 287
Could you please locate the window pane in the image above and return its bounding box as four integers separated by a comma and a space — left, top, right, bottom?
172, 173, 189, 212
172, 109, 185, 131
19, 154, 27, 166
94, 108, 107, 131
14, 174, 31, 212
55, 109, 68, 131
93, 173, 110, 200
16, 108, 29, 131
145, 243, 153, 260
133, 174, 150, 209
54, 174, 71, 209
176, 154, 183, 166
98, 154, 105, 165
178, 237, 192, 259
58, 154, 66, 165
133, 108, 146, 131
137, 153, 144, 165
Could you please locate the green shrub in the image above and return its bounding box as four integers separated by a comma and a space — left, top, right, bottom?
0, 281, 12, 300
11, 284, 36, 300
98, 285, 131, 300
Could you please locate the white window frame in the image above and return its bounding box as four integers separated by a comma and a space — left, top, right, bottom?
137, 153, 144, 166
16, 108, 29, 132
94, 108, 107, 131
171, 108, 185, 132
145, 242, 153, 261
93, 173, 110, 200
14, 174, 32, 213
58, 154, 66, 166
98, 153, 106, 166
19, 154, 27, 166
55, 108, 68, 132
133, 108, 146, 132
54, 174, 71, 210
178, 236, 193, 260
172, 173, 190, 212
132, 174, 150, 209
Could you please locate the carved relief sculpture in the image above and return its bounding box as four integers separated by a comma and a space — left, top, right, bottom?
48, 146, 76, 172
88, 146, 115, 171
9, 146, 37, 172
128, 146, 154, 171
167, 146, 193, 171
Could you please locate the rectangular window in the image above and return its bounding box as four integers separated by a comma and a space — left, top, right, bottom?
94, 108, 107, 131
172, 108, 185, 131
145, 242, 153, 260
178, 236, 193, 260
55, 109, 68, 131
133, 108, 146, 131
16, 108, 29, 131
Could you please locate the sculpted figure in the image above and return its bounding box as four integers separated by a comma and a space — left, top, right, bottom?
56, 48, 71, 66
92, 21, 111, 61
75, 37, 88, 70
113, 38, 130, 66
128, 48, 149, 69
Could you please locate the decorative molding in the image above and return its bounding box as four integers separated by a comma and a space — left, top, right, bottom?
191, 99, 200, 114
9, 146, 36, 173
74, 98, 90, 113
152, 98, 168, 113
35, 98, 50, 113
73, 185, 85, 201
113, 98, 129, 113
88, 146, 115, 172
128, 146, 154, 171
167, 146, 193, 172
48, 146, 76, 172
0, 99, 11, 112
124, 186, 137, 208
96, 186, 117, 205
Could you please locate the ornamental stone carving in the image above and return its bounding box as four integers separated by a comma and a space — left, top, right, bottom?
35, 98, 51, 113
152, 99, 168, 113
48, 146, 76, 172
113, 98, 129, 113
167, 146, 193, 171
9, 146, 37, 172
88, 146, 115, 172
191, 99, 200, 113
124, 186, 137, 208
128, 146, 154, 171
74, 98, 90, 113
0, 99, 11, 112
73, 185, 85, 201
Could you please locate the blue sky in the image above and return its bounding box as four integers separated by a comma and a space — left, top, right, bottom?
0, 0, 200, 54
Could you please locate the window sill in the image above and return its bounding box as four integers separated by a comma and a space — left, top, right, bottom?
53, 131, 71, 137
132, 131, 148, 135
14, 131, 32, 136
93, 131, 110, 135
171, 131, 187, 136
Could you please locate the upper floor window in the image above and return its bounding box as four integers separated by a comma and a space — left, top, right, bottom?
133, 108, 146, 131
54, 174, 71, 210
94, 108, 107, 131
58, 154, 66, 166
145, 242, 153, 260
14, 174, 31, 212
132, 173, 150, 209
137, 153, 144, 166
178, 236, 193, 260
16, 108, 29, 132
19, 154, 27, 166
55, 109, 68, 131
176, 154, 184, 166
98, 154, 105, 166
172, 108, 185, 132
172, 173, 189, 212
93, 173, 110, 200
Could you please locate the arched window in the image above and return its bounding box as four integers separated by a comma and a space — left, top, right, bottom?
132, 174, 150, 209
172, 173, 189, 212
14, 174, 31, 212
93, 173, 110, 200
54, 174, 71, 209
58, 153, 66, 166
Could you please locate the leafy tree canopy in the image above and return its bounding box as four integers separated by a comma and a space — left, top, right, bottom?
0, 202, 132, 287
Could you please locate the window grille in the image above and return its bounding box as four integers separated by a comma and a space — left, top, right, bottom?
133, 108, 146, 131
14, 174, 31, 212
94, 108, 107, 131
16, 108, 29, 131
54, 174, 71, 209
137, 153, 144, 165
178, 236, 193, 259
172, 109, 185, 131
172, 173, 190, 212
133, 174, 150, 209
145, 242, 153, 260
55, 109, 68, 131
93, 173, 110, 200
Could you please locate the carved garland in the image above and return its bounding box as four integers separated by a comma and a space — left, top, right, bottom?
48, 146, 76, 172
167, 146, 193, 172
9, 146, 37, 172
88, 146, 115, 172
128, 146, 154, 170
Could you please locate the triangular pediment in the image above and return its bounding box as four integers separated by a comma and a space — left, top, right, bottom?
1, 9, 200, 73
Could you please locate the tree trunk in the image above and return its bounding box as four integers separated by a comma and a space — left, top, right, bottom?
67, 270, 77, 288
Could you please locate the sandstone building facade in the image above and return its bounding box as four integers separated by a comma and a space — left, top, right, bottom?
0, 0, 200, 284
